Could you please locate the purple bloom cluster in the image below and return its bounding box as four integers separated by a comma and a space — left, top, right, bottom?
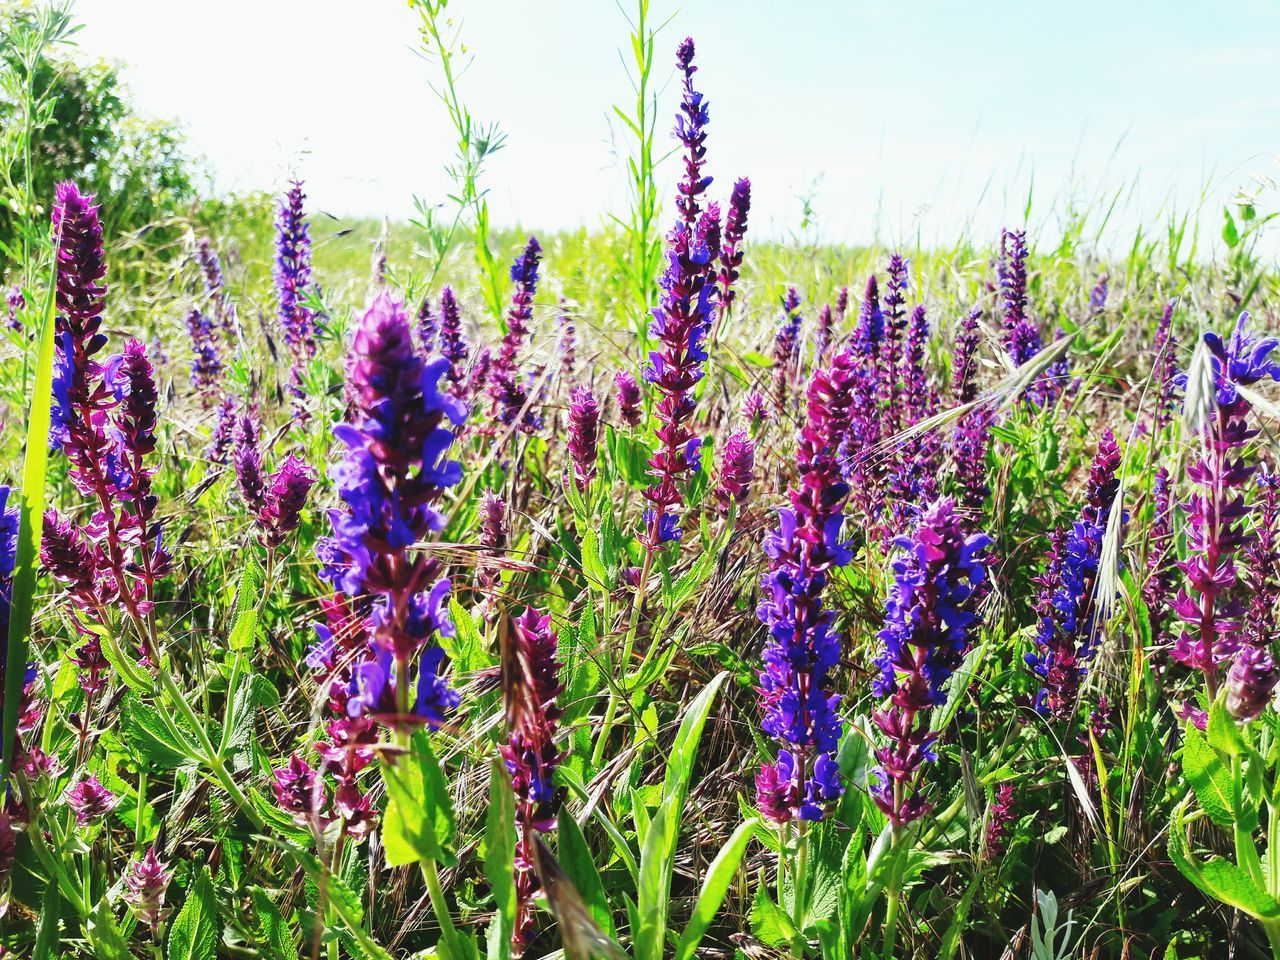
614, 369, 643, 427
500, 608, 565, 954
566, 384, 600, 492
557, 299, 577, 380
755, 349, 859, 823
1227, 471, 1280, 721
185, 307, 222, 405
6, 285, 23, 332
436, 286, 469, 396
232, 408, 315, 550
853, 274, 884, 362
714, 431, 755, 513
1143, 466, 1177, 645
1000, 229, 1041, 367
1026, 430, 1124, 719
489, 237, 544, 433
196, 236, 234, 334
123, 847, 173, 930
717, 177, 751, 311
1152, 301, 1179, 438
771, 287, 803, 412
872, 497, 989, 826
44, 183, 169, 661
1171, 313, 1280, 704
951, 306, 990, 517
275, 180, 317, 397
314, 292, 466, 729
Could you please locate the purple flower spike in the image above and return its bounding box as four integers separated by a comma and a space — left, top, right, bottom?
124, 847, 173, 930
717, 177, 751, 310
1026, 430, 1124, 719
853, 274, 883, 361
872, 498, 990, 827
713, 431, 754, 513
950, 307, 990, 517
233, 412, 266, 515
614, 369, 643, 427
674, 37, 712, 226
437, 286, 469, 394
64, 775, 119, 826
316, 292, 466, 730
490, 237, 544, 433
772, 287, 803, 412
275, 179, 317, 398
567, 384, 600, 492
258, 454, 315, 550
755, 349, 861, 824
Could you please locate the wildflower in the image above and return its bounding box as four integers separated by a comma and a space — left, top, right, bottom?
123, 847, 173, 930
273, 753, 331, 826
557, 300, 577, 380
880, 255, 910, 430
1089, 275, 1109, 317
815, 304, 834, 367
755, 349, 860, 823
5, 285, 22, 332
614, 369, 643, 426
852, 274, 883, 361
1143, 466, 1177, 643
985, 783, 1016, 858
772, 287, 803, 411
490, 237, 544, 433
437, 286, 468, 394
417, 294, 438, 355
275, 179, 317, 398
1225, 642, 1279, 722
316, 292, 466, 729
1171, 313, 1280, 696
1152, 301, 1179, 438
64, 775, 119, 826
902, 304, 932, 427
717, 176, 751, 310
233, 412, 265, 514
872, 497, 989, 826
478, 490, 508, 598
566, 385, 599, 492
501, 608, 565, 954
1026, 430, 1124, 719
208, 395, 236, 464
258, 454, 315, 551
742, 389, 770, 434
195, 236, 234, 333
640, 40, 724, 548
713, 431, 754, 513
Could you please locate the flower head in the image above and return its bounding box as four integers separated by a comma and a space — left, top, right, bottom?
64, 776, 119, 826
123, 847, 173, 929
567, 384, 600, 492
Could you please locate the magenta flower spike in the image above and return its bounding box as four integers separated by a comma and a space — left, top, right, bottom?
614, 369, 643, 427
490, 237, 544, 433
567, 384, 600, 492
713, 431, 755, 513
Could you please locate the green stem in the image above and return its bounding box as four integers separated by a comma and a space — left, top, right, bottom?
792, 820, 809, 956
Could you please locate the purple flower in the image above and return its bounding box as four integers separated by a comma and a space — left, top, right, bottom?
437, 286, 469, 395
674, 37, 712, 226
275, 179, 317, 397
6, 285, 23, 332
196, 236, 234, 333
1088, 275, 1109, 317
903, 304, 932, 428
1152, 301, 1179, 438
1226, 641, 1279, 723
717, 177, 751, 310
123, 847, 173, 929
713, 431, 754, 513
879, 255, 910, 429
316, 292, 466, 729
872, 498, 990, 826
755, 349, 861, 823
1171, 314, 1280, 697
815, 304, 834, 367
772, 287, 803, 412
258, 454, 315, 550
853, 274, 883, 361
557, 300, 577, 380
985, 783, 1016, 858
478, 489, 508, 599
742, 389, 770, 434
1026, 431, 1124, 719
614, 369, 643, 427
417, 294, 439, 355
950, 306, 989, 516
489, 237, 544, 433
273, 753, 330, 827
233, 412, 266, 514
501, 608, 565, 952
0, 487, 17, 649
1143, 466, 1177, 645
208, 395, 236, 464
64, 776, 119, 826
567, 385, 600, 492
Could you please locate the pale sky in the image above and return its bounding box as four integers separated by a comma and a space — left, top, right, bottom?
73, 0, 1280, 253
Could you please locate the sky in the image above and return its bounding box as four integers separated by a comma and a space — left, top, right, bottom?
72, 0, 1280, 253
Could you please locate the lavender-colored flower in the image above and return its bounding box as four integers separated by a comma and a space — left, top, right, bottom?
417, 294, 439, 355
196, 236, 224, 297
316, 292, 466, 729
852, 274, 883, 361
275, 180, 316, 400
1152, 301, 1179, 438
557, 300, 577, 381
903, 304, 931, 427
233, 412, 265, 515
501, 608, 565, 954
1143, 466, 1177, 644
872, 498, 990, 826
123, 847, 173, 929
1171, 313, 1280, 699
951, 307, 989, 516
614, 369, 643, 427
64, 775, 119, 826
5, 285, 22, 332
815, 304, 834, 367
880, 256, 909, 422
1225, 641, 1279, 722
985, 783, 1016, 858
490, 237, 544, 433
437, 286, 468, 394
477, 489, 508, 599
1026, 431, 1124, 719
1088, 275, 1109, 317
468, 345, 493, 404
713, 431, 754, 513
999, 229, 1047, 404
208, 395, 236, 464
742, 389, 770, 434
717, 177, 751, 310
566, 385, 600, 492
674, 37, 712, 226
273, 753, 331, 827
258, 454, 315, 550
772, 287, 803, 412
755, 349, 859, 823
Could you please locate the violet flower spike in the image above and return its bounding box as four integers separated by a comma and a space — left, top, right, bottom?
437, 286, 469, 394
233, 411, 266, 515
566, 384, 600, 492
614, 369, 643, 427
64, 775, 119, 826
713, 431, 754, 513
489, 237, 544, 433
717, 176, 751, 310
123, 847, 173, 930
258, 453, 315, 551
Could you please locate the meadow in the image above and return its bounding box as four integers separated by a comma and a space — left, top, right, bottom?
2, 2, 1280, 959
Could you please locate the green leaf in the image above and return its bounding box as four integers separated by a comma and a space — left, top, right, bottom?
1182, 725, 1234, 829
633, 803, 673, 960
33, 883, 61, 960
556, 809, 615, 938
660, 672, 727, 864
1206, 697, 1249, 759
253, 887, 300, 960
749, 886, 798, 948
1223, 208, 1240, 248
1170, 799, 1280, 921
382, 731, 457, 867
484, 760, 516, 960
3, 267, 56, 787
86, 898, 133, 960
674, 818, 756, 960
123, 694, 203, 771
227, 559, 263, 652
167, 865, 218, 960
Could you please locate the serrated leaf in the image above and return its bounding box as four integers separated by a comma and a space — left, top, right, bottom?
253, 887, 300, 960
484, 760, 516, 960
86, 898, 133, 960
167, 865, 218, 960
1183, 725, 1234, 829
227, 559, 263, 652
382, 730, 457, 867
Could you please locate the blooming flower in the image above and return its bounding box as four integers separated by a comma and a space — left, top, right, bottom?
755, 348, 860, 823
436, 286, 469, 395
478, 490, 508, 599
233, 411, 265, 514
123, 847, 173, 930
714, 431, 755, 513
614, 369, 643, 427
258, 454, 315, 551
557, 299, 577, 381
566, 384, 600, 492
716, 176, 751, 311
64, 775, 119, 826
872, 497, 990, 826
275, 179, 317, 398
316, 291, 466, 729
853, 274, 883, 362
950, 306, 990, 517
771, 287, 803, 412
500, 608, 565, 954
985, 783, 1016, 858
490, 237, 544, 433
1026, 430, 1124, 719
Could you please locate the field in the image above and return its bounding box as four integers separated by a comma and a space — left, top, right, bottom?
3, 2, 1280, 959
